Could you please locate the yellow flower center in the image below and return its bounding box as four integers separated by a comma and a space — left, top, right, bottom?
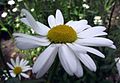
13, 66, 22, 75
47, 25, 77, 43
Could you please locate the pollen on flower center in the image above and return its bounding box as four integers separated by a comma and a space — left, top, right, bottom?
13, 66, 22, 74
47, 25, 77, 43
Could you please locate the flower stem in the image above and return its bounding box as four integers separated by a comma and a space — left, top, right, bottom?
106, 0, 117, 35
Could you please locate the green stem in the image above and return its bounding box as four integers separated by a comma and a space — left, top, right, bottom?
106, 0, 117, 35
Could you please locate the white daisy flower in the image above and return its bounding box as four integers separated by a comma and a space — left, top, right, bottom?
13, 9, 116, 78
7, 57, 32, 79
1, 12, 8, 18
8, 0, 15, 5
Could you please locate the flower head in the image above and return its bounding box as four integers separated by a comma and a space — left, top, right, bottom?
13, 9, 116, 78
1, 12, 8, 18
8, 0, 15, 5
7, 57, 32, 79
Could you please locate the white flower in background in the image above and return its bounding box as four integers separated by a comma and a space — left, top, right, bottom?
7, 57, 32, 79
12, 8, 18, 12
83, 0, 86, 2
15, 23, 20, 28
17, 0, 23, 2
1, 12, 8, 18
94, 16, 103, 25
115, 57, 120, 75
30, 28, 35, 34
13, 9, 116, 78
94, 16, 101, 20
8, 0, 15, 5
30, 8, 35, 12
82, 4, 89, 9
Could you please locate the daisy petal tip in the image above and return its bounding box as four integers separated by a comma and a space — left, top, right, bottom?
110, 45, 116, 49
102, 55, 105, 58
56, 9, 61, 13
93, 67, 97, 72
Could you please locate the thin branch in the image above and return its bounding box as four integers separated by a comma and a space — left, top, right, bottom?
107, 0, 117, 35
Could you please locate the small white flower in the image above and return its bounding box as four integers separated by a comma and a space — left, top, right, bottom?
94, 16, 101, 20
7, 57, 32, 79
30, 8, 35, 12
31, 28, 35, 34
16, 23, 20, 28
12, 8, 18, 12
8, 0, 15, 5
94, 16, 103, 25
1, 12, 8, 18
17, 0, 23, 2
13, 9, 116, 78
82, 4, 89, 9
83, 0, 86, 2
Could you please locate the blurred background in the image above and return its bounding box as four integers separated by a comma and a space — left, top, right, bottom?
0, 0, 120, 83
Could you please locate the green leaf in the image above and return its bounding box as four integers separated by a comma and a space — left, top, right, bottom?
6, 78, 21, 83
1, 28, 8, 32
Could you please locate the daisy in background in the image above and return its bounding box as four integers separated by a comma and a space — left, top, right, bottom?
13, 9, 116, 78
7, 57, 32, 79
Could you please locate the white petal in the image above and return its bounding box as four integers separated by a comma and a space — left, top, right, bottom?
18, 75, 21, 80
92, 26, 106, 31
7, 63, 14, 69
13, 34, 50, 50
48, 15, 56, 28
10, 72, 16, 77
66, 20, 91, 33
13, 33, 49, 42
36, 21, 50, 36
78, 26, 107, 38
36, 48, 57, 78
21, 9, 40, 35
32, 45, 58, 73
22, 67, 32, 72
10, 58, 15, 67
55, 9, 64, 25
59, 44, 77, 73
76, 45, 105, 58
21, 73, 29, 78
75, 37, 114, 48
20, 18, 30, 27
23, 60, 29, 66
58, 47, 73, 76
109, 45, 116, 49
75, 59, 83, 77
66, 43, 86, 53
20, 59, 24, 66
66, 21, 80, 33
21, 17, 50, 36
78, 20, 88, 25
16, 56, 20, 66
77, 53, 96, 71
21, 60, 29, 67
